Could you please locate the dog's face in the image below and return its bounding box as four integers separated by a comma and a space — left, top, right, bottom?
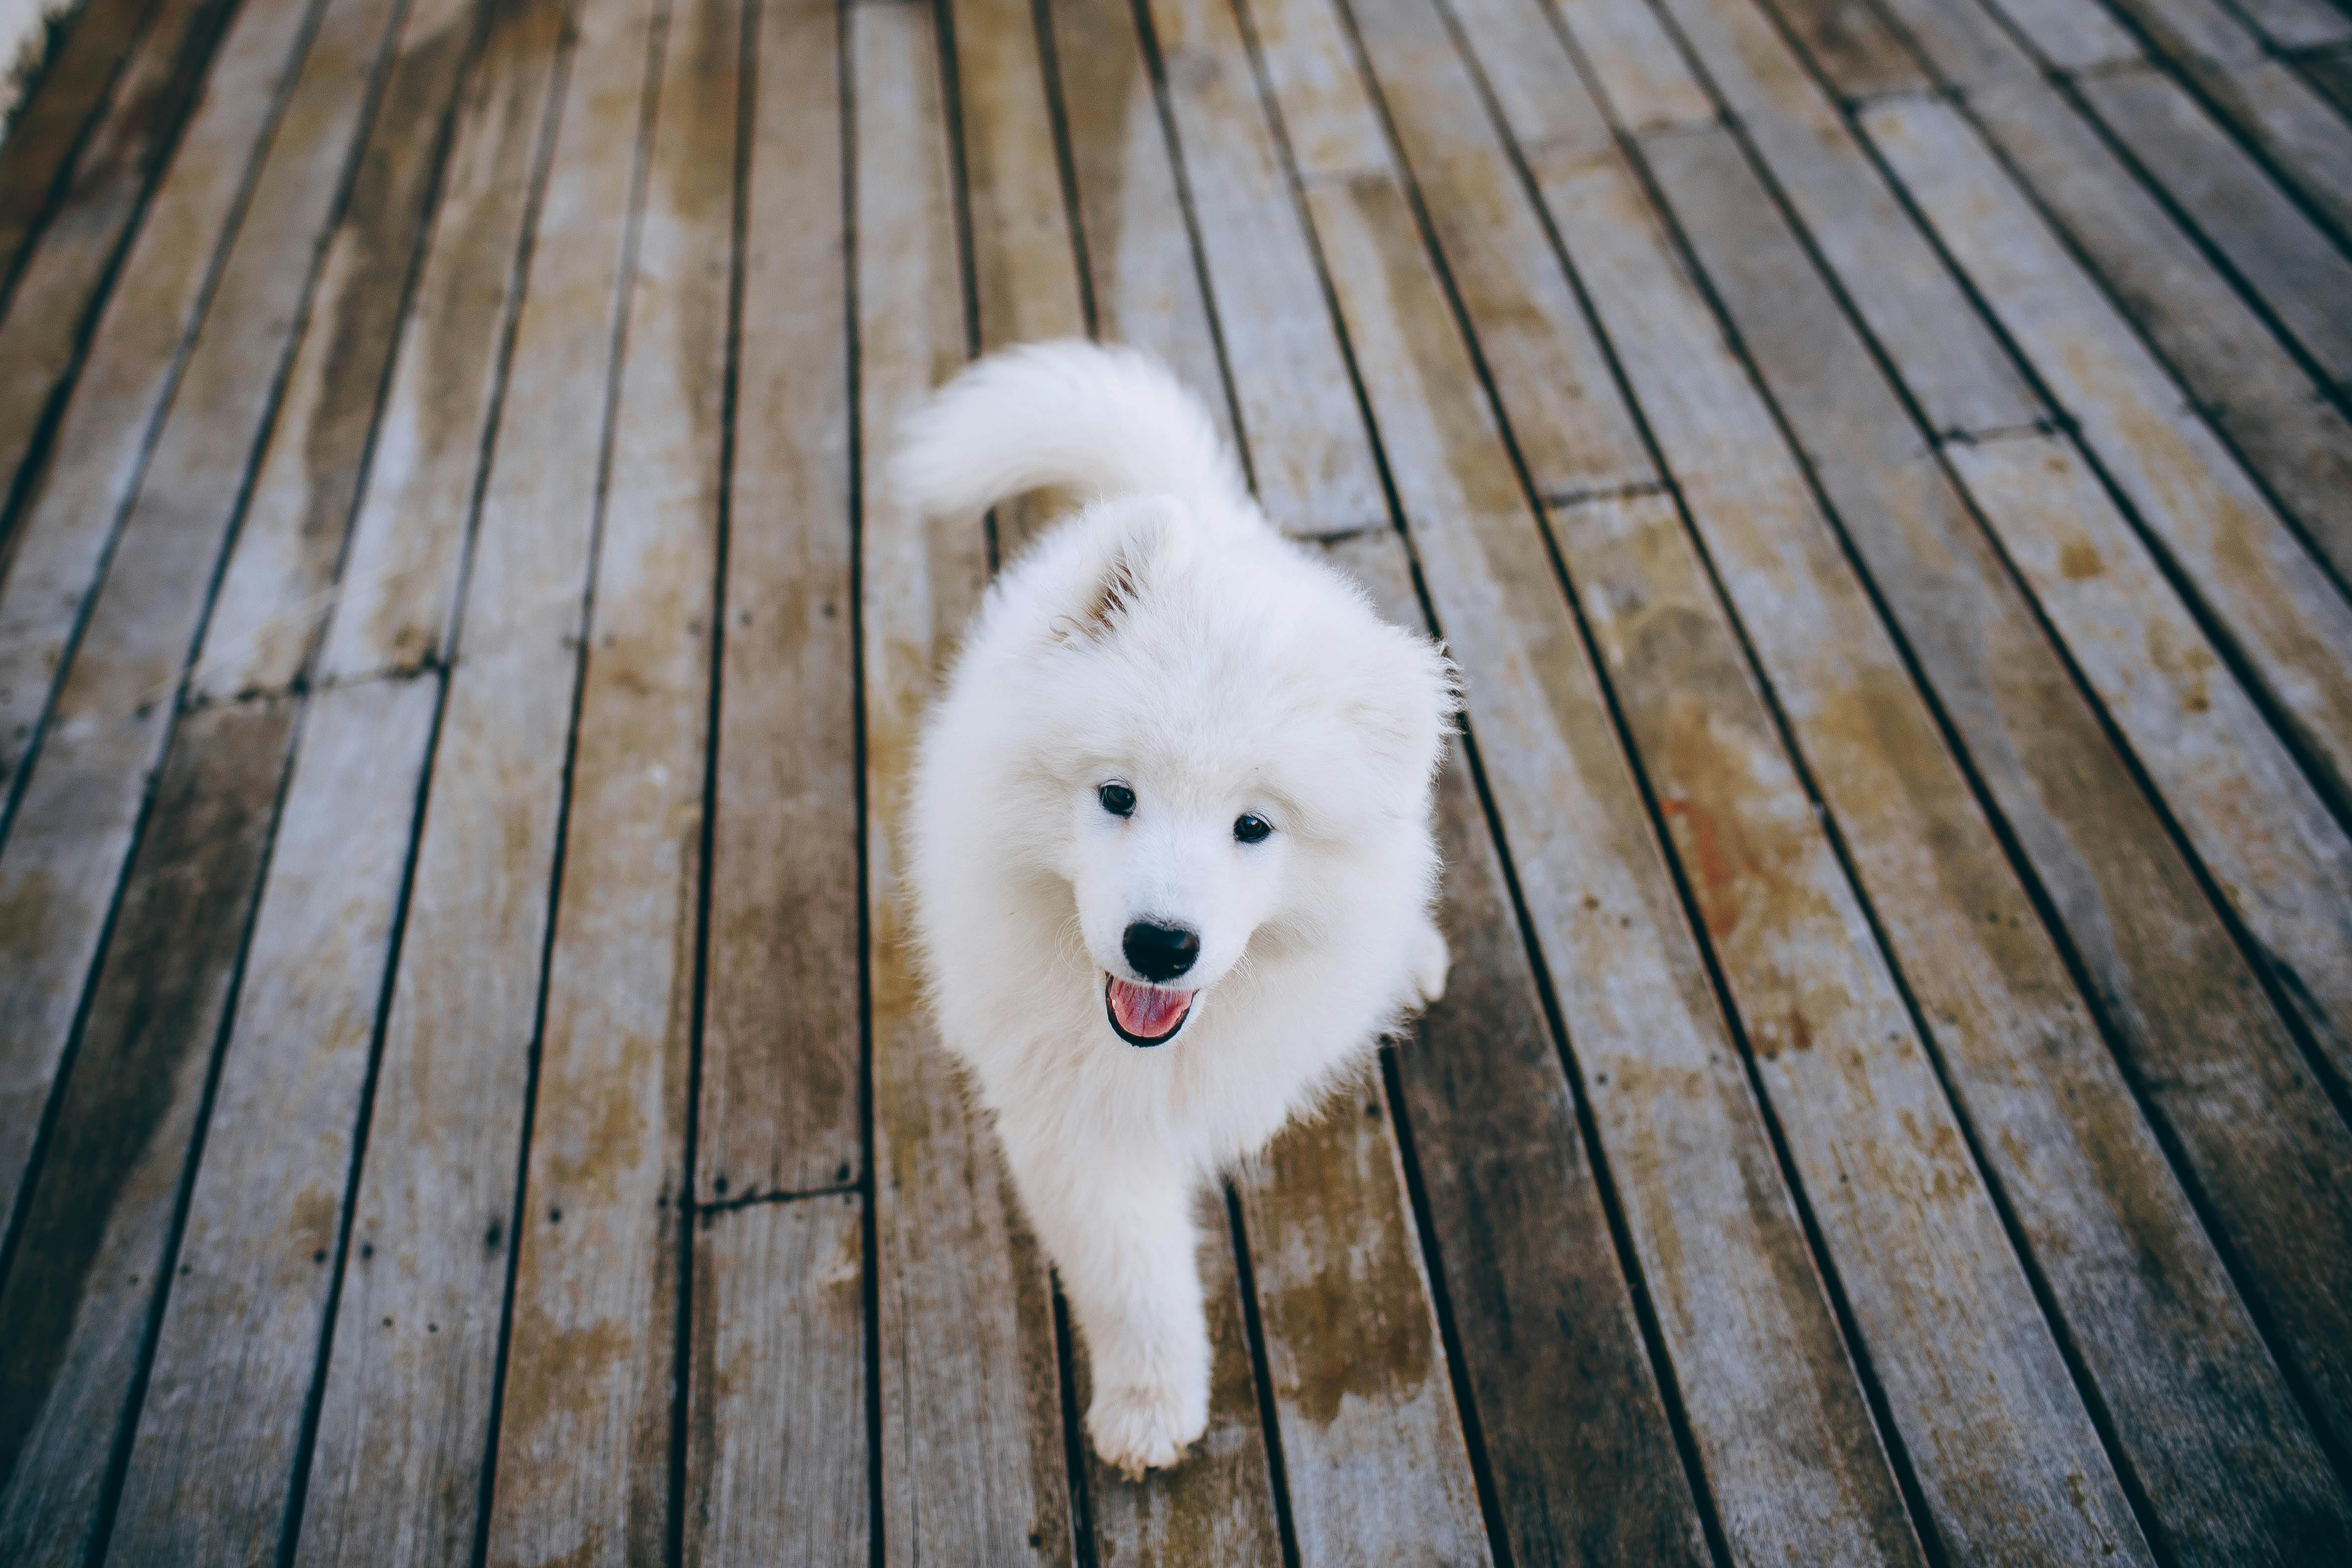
1001, 497, 1455, 1049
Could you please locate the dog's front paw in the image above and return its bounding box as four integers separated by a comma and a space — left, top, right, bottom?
1088, 1377, 1209, 1479
1410, 921, 1450, 1009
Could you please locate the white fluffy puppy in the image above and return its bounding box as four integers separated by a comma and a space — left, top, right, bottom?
895, 342, 1457, 1476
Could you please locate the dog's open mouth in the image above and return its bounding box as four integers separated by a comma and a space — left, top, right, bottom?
1106, 976, 1194, 1047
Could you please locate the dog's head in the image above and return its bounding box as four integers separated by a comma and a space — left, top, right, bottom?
1002, 496, 1456, 1048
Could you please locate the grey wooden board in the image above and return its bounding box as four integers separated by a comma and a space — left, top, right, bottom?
685, 1195, 871, 1567
1861, 93, 2352, 818
853, 2, 1074, 1560
1640, 0, 2043, 436
1645, 90, 2352, 1510
190, 0, 495, 699
695, 0, 862, 1206
1960, 70, 2352, 591
316, 0, 571, 685
291, 0, 662, 1554
1528, 132, 2151, 1565
0, 0, 405, 1261
0, 0, 319, 790
0, 698, 293, 1568
0, 0, 239, 530
481, 0, 737, 1553
2227, 0, 2352, 49
102, 676, 438, 1568
1648, 117, 2352, 1565
1762, 0, 1922, 98
1544, 0, 1713, 129
2079, 65, 2352, 390
1137, 0, 1388, 533
1988, 0, 2140, 73
1329, 529, 1716, 1568
1304, 158, 1926, 1568
1337, 0, 1657, 500
2100, 0, 2352, 242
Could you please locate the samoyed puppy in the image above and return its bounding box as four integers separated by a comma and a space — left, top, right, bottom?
895, 342, 1457, 1475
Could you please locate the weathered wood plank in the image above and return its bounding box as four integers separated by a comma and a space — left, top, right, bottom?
2229, 0, 2352, 51
1330, 526, 1715, 1568
0, 697, 294, 1568
1236, 1068, 1491, 1567
1136, 0, 1385, 533
2100, 0, 2352, 241
190, 0, 497, 700
1647, 105, 2352, 1531
1541, 0, 1713, 129
2079, 64, 2352, 390
685, 1194, 870, 1566
1046, 0, 1234, 439
0, 0, 319, 785
695, 0, 860, 1206
0, 0, 162, 285
291, 0, 660, 1554
951, 0, 1084, 559
854, 2, 1073, 1560
316, 0, 570, 683
1078, 1200, 1284, 1566
1959, 71, 2352, 591
1631, 0, 2042, 437
1338, 0, 1656, 501
1862, 93, 2352, 816
101, 676, 437, 1568
480, 0, 737, 1554
0, 0, 236, 521
1864, 0, 2041, 86
1951, 433, 2352, 1104
1528, 134, 2153, 1565
1763, 0, 1920, 99
1986, 0, 2140, 74
0, 0, 408, 1251
1304, 160, 1925, 1568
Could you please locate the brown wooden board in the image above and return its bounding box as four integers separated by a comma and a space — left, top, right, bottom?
1234, 1067, 1492, 1567
685, 1193, 871, 1566
0, 0, 407, 1256
101, 676, 437, 1568
950, 0, 1085, 556
0, 0, 163, 283
1643, 93, 2352, 1522
0, 0, 318, 791
480, 0, 738, 1553
853, 1, 1074, 1560
1958, 70, 2352, 591
1329, 529, 1716, 1568
316, 0, 570, 684
1303, 159, 1926, 1568
1528, 133, 2152, 1565
190, 0, 498, 700
291, 0, 660, 1554
0, 0, 238, 527
2078, 65, 2352, 391
1636, 0, 2042, 438
1861, 94, 2352, 818
694, 0, 862, 1207
1136, 0, 1387, 533
0, 697, 293, 1568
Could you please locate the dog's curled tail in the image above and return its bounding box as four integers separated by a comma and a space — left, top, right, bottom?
891, 341, 1248, 522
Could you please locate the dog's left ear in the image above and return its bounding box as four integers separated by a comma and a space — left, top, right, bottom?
1067, 496, 1194, 641
1347, 626, 1460, 799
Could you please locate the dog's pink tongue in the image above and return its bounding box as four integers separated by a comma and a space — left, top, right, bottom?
1110, 978, 1190, 1040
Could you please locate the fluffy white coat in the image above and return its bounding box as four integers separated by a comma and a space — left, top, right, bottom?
896, 342, 1457, 1475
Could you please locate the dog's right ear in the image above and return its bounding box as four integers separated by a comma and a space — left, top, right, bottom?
1062, 496, 1191, 642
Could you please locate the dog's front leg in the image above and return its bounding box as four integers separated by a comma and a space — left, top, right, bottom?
997, 1130, 1210, 1476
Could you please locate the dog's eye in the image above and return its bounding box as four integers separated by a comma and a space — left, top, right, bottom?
1099, 783, 1136, 818
1234, 813, 1272, 844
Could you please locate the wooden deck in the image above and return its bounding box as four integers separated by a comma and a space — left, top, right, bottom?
2, 0, 2352, 1558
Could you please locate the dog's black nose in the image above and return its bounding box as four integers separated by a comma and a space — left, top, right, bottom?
1123, 920, 1200, 982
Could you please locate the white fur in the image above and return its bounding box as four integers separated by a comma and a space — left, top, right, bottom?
897, 342, 1458, 1475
